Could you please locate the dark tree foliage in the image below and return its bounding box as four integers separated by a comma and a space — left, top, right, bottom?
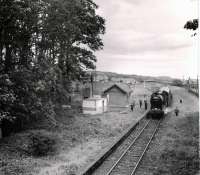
184, 19, 198, 31
41, 0, 105, 80
172, 79, 183, 87
0, 0, 105, 128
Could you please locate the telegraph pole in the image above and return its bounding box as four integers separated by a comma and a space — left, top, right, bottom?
197, 75, 199, 94
90, 72, 93, 98
143, 80, 146, 89
188, 76, 190, 90
94, 65, 97, 96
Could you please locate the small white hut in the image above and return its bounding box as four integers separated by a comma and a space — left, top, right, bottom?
82, 96, 108, 115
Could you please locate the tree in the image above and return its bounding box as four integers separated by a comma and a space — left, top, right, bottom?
40, 0, 105, 80
0, 0, 45, 72
184, 19, 198, 36
0, 0, 105, 131
172, 79, 183, 87
184, 19, 198, 30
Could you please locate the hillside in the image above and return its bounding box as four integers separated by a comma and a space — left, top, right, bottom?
88, 71, 176, 83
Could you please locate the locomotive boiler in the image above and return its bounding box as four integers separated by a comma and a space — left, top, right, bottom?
147, 86, 172, 118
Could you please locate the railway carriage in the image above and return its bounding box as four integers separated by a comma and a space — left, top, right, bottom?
147, 86, 172, 118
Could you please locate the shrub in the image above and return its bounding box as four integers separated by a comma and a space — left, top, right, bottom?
172, 79, 183, 87
28, 131, 56, 156
65, 164, 78, 175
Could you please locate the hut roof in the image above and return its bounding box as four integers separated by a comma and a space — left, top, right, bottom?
103, 83, 132, 95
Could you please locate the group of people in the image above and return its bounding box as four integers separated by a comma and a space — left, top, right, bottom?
130, 97, 182, 117
130, 99, 148, 111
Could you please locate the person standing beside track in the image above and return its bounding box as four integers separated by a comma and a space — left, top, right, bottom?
130, 100, 136, 111
174, 107, 179, 116
139, 99, 142, 108
144, 99, 148, 110
130, 103, 133, 111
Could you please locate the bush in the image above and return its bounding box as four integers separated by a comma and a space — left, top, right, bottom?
172, 79, 183, 87
28, 130, 56, 156
0, 61, 67, 136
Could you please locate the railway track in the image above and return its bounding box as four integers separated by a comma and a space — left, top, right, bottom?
82, 117, 162, 175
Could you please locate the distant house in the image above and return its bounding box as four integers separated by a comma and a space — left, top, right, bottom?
95, 74, 109, 82
111, 77, 121, 82
103, 84, 132, 107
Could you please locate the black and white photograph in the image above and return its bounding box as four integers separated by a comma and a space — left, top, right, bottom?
0, 0, 199, 174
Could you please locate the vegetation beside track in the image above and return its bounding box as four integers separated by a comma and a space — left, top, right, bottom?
137, 86, 199, 175
0, 107, 147, 175
153, 112, 199, 175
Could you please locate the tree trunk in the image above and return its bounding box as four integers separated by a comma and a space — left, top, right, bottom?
4, 45, 12, 72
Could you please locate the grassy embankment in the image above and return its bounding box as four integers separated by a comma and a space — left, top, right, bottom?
0, 105, 147, 174
153, 112, 199, 175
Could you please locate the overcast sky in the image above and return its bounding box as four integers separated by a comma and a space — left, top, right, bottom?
94, 0, 199, 79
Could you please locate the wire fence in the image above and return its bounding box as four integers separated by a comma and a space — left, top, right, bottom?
186, 80, 199, 97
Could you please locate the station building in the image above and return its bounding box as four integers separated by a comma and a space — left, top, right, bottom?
103, 84, 132, 108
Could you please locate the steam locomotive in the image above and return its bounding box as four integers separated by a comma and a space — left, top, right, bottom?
147, 86, 172, 118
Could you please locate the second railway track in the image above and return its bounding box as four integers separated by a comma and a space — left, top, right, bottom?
83, 117, 162, 175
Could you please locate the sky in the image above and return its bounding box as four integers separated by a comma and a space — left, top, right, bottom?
94, 0, 199, 79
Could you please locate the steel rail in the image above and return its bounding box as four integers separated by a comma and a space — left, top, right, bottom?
105, 119, 151, 175
130, 119, 162, 175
